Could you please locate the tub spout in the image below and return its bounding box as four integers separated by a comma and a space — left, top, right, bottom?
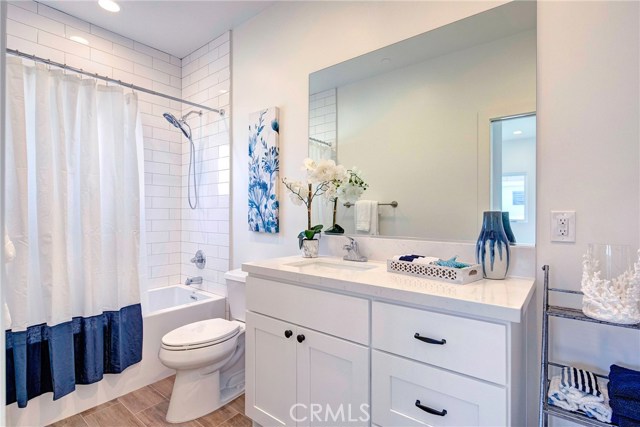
185, 276, 203, 286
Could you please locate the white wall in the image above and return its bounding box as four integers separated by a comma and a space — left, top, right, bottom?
335, 30, 535, 239
232, 2, 640, 426
180, 33, 231, 296
0, 3, 7, 425
5, 1, 185, 290
536, 2, 639, 425
232, 0, 509, 267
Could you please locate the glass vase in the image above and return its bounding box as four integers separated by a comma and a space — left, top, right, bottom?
582, 244, 640, 324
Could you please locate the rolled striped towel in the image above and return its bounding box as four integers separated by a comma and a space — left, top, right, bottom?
561, 366, 603, 398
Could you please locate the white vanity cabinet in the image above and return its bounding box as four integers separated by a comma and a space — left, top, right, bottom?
243, 257, 535, 427
245, 277, 370, 427
371, 302, 512, 426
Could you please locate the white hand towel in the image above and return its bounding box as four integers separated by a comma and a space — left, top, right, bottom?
355, 200, 379, 235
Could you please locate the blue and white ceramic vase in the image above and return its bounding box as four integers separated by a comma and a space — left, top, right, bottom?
476, 211, 511, 280
502, 211, 516, 245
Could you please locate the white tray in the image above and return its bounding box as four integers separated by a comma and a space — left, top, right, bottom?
387, 259, 483, 285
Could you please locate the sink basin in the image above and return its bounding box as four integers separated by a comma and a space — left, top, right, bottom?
284, 259, 377, 272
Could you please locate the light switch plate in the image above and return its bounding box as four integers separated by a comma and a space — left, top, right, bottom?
551, 211, 576, 242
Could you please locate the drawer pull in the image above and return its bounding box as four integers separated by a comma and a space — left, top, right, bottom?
414, 333, 446, 345
415, 400, 447, 417
284, 330, 293, 338
297, 334, 306, 343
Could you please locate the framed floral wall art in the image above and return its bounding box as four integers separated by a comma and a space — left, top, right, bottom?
248, 107, 280, 233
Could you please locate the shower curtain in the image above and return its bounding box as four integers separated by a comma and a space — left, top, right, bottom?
4, 57, 145, 408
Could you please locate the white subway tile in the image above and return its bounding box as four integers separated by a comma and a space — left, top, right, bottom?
113, 43, 152, 67
90, 24, 134, 49
148, 253, 169, 267
113, 68, 153, 90
152, 128, 182, 144
154, 174, 181, 187
7, 35, 66, 63
146, 209, 170, 220
134, 41, 171, 63
7, 19, 38, 42
147, 276, 169, 288
218, 145, 230, 158
64, 53, 112, 78
208, 31, 229, 50
38, 4, 91, 33
147, 231, 170, 243
170, 76, 181, 89
90, 48, 133, 73
133, 63, 170, 85
218, 41, 230, 57
209, 56, 228, 74
170, 55, 181, 67
39, 31, 91, 59
153, 58, 181, 78
8, 1, 37, 13
146, 185, 170, 197
151, 264, 181, 278
152, 242, 180, 254
8, 4, 64, 36
152, 80, 180, 98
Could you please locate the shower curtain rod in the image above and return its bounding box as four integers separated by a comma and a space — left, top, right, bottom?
6, 49, 225, 116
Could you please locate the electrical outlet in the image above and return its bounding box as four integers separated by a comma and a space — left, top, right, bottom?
551, 211, 576, 242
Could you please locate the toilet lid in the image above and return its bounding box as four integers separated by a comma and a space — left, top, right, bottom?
162, 319, 240, 348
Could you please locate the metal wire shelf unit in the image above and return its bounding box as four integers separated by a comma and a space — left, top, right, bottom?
538, 265, 640, 427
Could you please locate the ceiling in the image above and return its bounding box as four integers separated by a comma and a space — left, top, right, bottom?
38, 0, 275, 58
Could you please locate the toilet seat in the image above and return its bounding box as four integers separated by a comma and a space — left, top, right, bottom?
162, 319, 240, 351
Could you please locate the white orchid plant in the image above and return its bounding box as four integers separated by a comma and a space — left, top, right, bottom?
282, 158, 368, 244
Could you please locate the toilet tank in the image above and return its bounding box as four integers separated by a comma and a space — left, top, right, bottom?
224, 269, 247, 322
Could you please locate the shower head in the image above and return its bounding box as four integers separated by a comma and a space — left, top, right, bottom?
163, 112, 191, 139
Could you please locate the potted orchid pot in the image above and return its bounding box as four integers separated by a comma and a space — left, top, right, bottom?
283, 158, 344, 257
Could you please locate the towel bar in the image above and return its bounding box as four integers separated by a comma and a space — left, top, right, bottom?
343, 201, 398, 208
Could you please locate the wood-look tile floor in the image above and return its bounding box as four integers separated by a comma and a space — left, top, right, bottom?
48, 376, 251, 427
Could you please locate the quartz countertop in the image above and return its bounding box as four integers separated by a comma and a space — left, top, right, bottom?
242, 256, 536, 323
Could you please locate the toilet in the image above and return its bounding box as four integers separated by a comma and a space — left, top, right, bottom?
159, 269, 248, 423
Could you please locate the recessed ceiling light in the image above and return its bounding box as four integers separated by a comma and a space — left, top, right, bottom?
70, 36, 89, 45
98, 0, 120, 13
513, 130, 523, 135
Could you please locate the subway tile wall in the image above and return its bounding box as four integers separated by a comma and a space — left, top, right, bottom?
309, 88, 337, 148
180, 33, 231, 296
5, 2, 231, 291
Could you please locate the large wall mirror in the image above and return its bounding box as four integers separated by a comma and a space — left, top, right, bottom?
308, 2, 536, 244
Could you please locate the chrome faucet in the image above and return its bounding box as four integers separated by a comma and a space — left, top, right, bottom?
343, 237, 367, 262
185, 276, 203, 286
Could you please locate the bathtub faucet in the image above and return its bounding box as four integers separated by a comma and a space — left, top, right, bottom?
185, 276, 203, 286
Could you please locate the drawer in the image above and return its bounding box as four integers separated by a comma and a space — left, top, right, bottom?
371, 351, 506, 427
372, 302, 506, 384
247, 276, 369, 345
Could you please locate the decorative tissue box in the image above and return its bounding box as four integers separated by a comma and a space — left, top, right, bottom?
386, 259, 483, 285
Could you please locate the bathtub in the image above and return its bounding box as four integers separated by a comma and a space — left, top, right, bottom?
7, 285, 226, 427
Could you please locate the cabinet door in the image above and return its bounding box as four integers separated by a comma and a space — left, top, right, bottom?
246, 312, 297, 427
372, 351, 506, 427
296, 327, 370, 427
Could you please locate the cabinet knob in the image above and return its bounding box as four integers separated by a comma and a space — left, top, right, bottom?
415, 400, 447, 417
414, 333, 446, 345
296, 334, 306, 343
284, 330, 293, 338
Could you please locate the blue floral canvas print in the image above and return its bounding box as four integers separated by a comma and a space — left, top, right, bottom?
249, 107, 280, 233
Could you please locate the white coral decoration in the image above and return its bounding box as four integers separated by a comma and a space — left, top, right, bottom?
581, 249, 640, 324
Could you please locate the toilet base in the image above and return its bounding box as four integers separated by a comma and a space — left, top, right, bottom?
166, 367, 222, 423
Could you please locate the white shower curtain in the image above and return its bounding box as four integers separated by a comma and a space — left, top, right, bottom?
4, 57, 146, 407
